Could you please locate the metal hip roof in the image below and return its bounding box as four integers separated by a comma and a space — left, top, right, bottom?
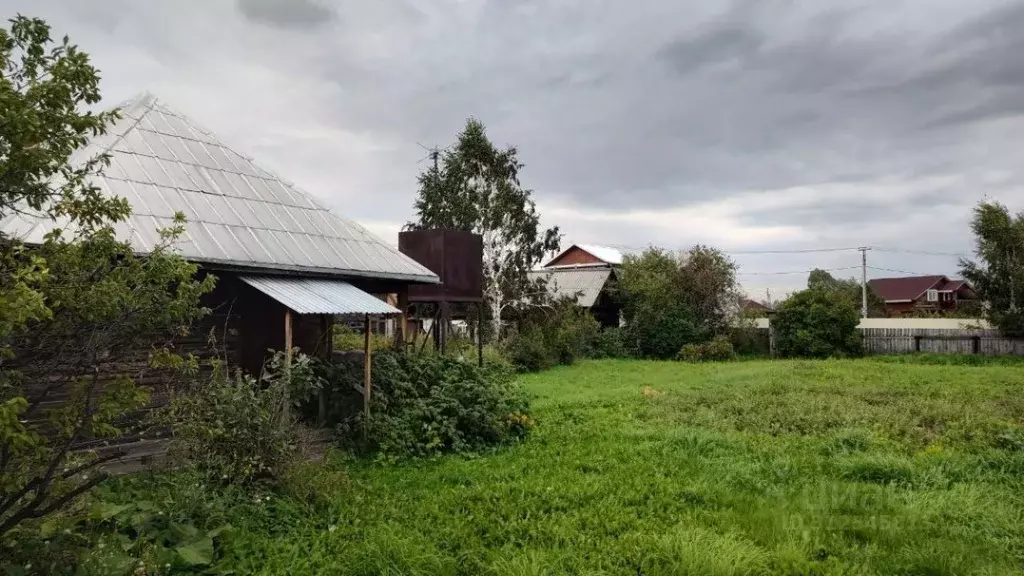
0, 92, 439, 284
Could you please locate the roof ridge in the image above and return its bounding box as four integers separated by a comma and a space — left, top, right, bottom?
92, 91, 156, 166
141, 95, 325, 210
120, 94, 399, 248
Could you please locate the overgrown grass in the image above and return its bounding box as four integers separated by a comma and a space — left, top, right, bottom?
96, 359, 1024, 574
871, 352, 1024, 367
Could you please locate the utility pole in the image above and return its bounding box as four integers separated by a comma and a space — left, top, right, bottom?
859, 246, 870, 318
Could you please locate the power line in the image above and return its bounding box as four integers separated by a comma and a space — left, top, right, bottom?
601, 243, 968, 257
738, 266, 860, 276
867, 265, 934, 275
871, 247, 969, 258
602, 242, 863, 255
727, 247, 861, 255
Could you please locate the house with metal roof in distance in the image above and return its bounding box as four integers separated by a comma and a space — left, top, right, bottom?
0, 93, 439, 375
529, 244, 639, 327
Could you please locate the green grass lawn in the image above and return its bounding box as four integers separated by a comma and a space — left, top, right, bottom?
126, 359, 1024, 575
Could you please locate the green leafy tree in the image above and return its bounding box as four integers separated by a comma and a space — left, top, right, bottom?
406, 119, 561, 338
960, 201, 1024, 336
773, 287, 862, 358
807, 268, 886, 317
618, 246, 740, 359
0, 16, 212, 536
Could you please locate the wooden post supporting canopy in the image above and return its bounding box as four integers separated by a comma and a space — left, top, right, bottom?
363, 314, 372, 420
284, 309, 293, 372
477, 302, 484, 367
397, 289, 409, 351
438, 301, 449, 354
317, 314, 330, 426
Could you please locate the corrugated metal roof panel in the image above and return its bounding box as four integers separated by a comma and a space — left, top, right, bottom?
240, 276, 400, 315
528, 268, 612, 307
0, 92, 439, 284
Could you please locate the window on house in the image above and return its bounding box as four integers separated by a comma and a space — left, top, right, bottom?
926, 289, 939, 302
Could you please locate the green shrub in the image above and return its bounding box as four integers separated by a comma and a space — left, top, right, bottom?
773, 287, 863, 358
591, 327, 632, 358
164, 353, 304, 482
324, 351, 531, 457
678, 343, 703, 362
728, 326, 771, 357
552, 306, 600, 364
626, 310, 705, 359
504, 301, 600, 372
704, 336, 735, 360
617, 246, 739, 359
678, 336, 735, 362
505, 327, 556, 373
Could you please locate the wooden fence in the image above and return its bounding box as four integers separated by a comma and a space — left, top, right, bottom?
743, 319, 1024, 356
860, 328, 1024, 355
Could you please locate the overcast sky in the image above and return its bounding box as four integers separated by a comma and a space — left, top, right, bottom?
5, 0, 1024, 298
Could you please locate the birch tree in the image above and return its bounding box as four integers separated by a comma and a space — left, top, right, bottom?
406, 119, 560, 338
960, 201, 1024, 336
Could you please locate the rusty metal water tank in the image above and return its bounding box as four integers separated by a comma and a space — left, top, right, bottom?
398, 229, 483, 303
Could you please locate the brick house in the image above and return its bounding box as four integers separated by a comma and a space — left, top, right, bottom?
867, 275, 977, 316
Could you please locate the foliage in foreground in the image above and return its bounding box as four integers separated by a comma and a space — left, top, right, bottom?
773, 286, 863, 358
162, 353, 305, 483
0, 16, 212, 537
960, 200, 1024, 336
316, 351, 531, 457
20, 358, 1024, 575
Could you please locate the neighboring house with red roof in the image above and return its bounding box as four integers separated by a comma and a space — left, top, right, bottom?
741, 298, 773, 316
529, 244, 640, 327
867, 275, 977, 316
542, 244, 640, 268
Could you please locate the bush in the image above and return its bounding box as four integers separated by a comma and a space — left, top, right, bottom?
729, 326, 771, 357
504, 301, 600, 372
626, 309, 705, 360
164, 353, 306, 482
617, 247, 740, 359
773, 288, 863, 358
505, 327, 556, 373
704, 336, 735, 360
552, 305, 600, 364
591, 327, 632, 358
678, 336, 735, 362
324, 351, 531, 457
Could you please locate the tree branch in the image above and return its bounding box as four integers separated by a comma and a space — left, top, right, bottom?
0, 472, 108, 536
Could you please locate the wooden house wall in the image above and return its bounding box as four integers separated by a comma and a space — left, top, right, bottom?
19, 269, 410, 472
